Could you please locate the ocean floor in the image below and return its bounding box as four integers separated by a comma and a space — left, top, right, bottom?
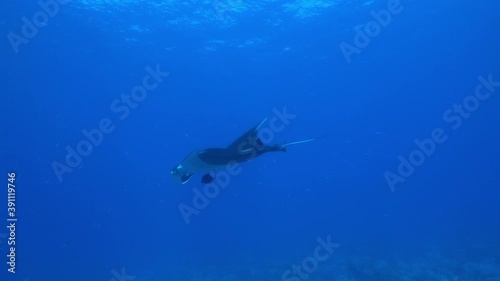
133, 248, 500, 281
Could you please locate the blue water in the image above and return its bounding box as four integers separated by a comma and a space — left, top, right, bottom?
1, 0, 500, 280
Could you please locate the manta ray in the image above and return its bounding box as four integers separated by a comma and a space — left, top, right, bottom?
170, 118, 326, 184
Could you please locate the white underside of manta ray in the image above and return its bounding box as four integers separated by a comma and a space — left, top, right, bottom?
170, 117, 327, 184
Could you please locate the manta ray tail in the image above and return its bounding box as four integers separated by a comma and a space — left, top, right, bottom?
283, 135, 329, 148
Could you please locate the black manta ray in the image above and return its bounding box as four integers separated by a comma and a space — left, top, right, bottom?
170, 118, 326, 184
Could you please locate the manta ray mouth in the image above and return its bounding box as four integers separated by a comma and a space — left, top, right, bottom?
171, 169, 193, 184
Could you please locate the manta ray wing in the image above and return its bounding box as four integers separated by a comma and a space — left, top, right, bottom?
225, 118, 267, 152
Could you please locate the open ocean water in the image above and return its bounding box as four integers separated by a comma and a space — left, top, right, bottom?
1, 0, 500, 280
